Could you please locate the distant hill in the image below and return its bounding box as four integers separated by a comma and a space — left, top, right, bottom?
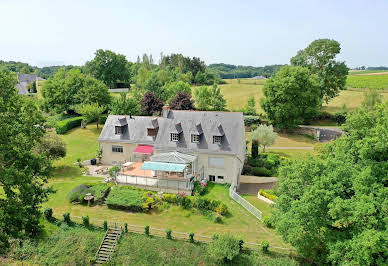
208, 63, 285, 79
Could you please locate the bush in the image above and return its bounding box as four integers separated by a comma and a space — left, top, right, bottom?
239, 240, 244, 251
63, 212, 71, 225
334, 112, 347, 125
145, 225, 150, 236
263, 216, 275, 228
208, 234, 240, 262
189, 232, 195, 243
214, 215, 222, 224
166, 229, 172, 240
67, 184, 90, 203
261, 240, 270, 253
192, 180, 207, 196
43, 207, 53, 221
161, 193, 178, 204
215, 204, 228, 216
124, 223, 128, 233
103, 220, 108, 231
259, 189, 278, 201
82, 216, 89, 227
55, 116, 83, 134
244, 115, 262, 126
106, 187, 144, 212
250, 124, 258, 131
251, 167, 272, 177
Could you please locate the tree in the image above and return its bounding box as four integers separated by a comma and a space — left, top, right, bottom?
207, 234, 240, 262
76, 103, 104, 128
140, 91, 163, 116
143, 71, 163, 100
362, 88, 382, 110
274, 103, 388, 265
291, 39, 349, 103
250, 125, 277, 152
169, 92, 195, 110
260, 66, 321, 129
164, 80, 191, 103
0, 71, 51, 253
27, 80, 37, 93
85, 49, 131, 88
194, 85, 226, 111
242, 96, 256, 115
41, 68, 110, 113
109, 92, 141, 115
35, 132, 66, 160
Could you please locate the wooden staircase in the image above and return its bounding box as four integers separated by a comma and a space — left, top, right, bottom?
95, 227, 122, 265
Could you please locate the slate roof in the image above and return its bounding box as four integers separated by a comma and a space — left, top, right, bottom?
99, 110, 245, 156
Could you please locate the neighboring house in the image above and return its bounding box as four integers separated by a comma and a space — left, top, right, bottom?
98, 107, 246, 192
16, 73, 43, 95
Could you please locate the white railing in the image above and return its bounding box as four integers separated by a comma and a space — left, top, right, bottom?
229, 183, 262, 221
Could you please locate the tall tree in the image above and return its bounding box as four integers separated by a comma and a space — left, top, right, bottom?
164, 81, 191, 103
169, 92, 195, 110
291, 39, 349, 103
41, 68, 111, 113
76, 103, 104, 128
274, 103, 388, 265
242, 96, 257, 115
140, 91, 163, 116
0, 71, 51, 253
194, 85, 226, 111
85, 49, 131, 88
260, 66, 321, 129
109, 92, 141, 115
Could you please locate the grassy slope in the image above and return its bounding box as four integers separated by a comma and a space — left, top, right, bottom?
111, 233, 298, 266
46, 126, 289, 248
241, 194, 273, 218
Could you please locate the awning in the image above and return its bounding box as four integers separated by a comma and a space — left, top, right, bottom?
123, 162, 133, 167
134, 145, 153, 154
141, 161, 187, 172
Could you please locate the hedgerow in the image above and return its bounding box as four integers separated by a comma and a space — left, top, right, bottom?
55, 116, 84, 134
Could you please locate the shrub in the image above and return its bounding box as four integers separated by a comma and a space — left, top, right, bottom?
124, 223, 128, 233
250, 124, 258, 131
215, 203, 228, 216
192, 180, 207, 196
251, 167, 272, 177
166, 229, 172, 240
244, 115, 262, 126
82, 216, 89, 227
263, 216, 275, 228
212, 234, 219, 240
89, 184, 110, 203
189, 232, 195, 243
259, 189, 278, 201
161, 193, 177, 204
261, 240, 270, 253
239, 239, 244, 251
208, 234, 240, 262
67, 184, 90, 203
63, 212, 71, 225
334, 112, 347, 125
76, 158, 82, 168
145, 225, 150, 236
43, 207, 53, 221
103, 220, 108, 231
55, 116, 83, 134
214, 215, 222, 224
106, 187, 143, 212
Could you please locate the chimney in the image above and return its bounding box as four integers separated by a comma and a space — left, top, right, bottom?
162, 105, 170, 118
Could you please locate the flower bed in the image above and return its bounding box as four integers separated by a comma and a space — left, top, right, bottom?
258, 189, 278, 201
67, 183, 110, 204
106, 186, 144, 212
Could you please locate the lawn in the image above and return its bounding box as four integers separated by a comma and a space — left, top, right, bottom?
45, 125, 290, 248
241, 194, 273, 218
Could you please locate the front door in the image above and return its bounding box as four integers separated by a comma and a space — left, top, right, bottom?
209, 175, 215, 182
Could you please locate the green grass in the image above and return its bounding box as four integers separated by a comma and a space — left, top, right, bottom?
8, 222, 104, 265
266, 149, 316, 159
348, 70, 388, 75
346, 74, 388, 90
241, 194, 273, 218
44, 126, 289, 248
111, 232, 298, 265
106, 186, 144, 208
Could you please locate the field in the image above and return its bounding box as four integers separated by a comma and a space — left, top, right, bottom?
210, 78, 388, 115
44, 126, 289, 248
346, 73, 388, 90
348, 70, 388, 75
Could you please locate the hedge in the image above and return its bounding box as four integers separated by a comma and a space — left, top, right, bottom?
244, 115, 262, 126
55, 117, 83, 134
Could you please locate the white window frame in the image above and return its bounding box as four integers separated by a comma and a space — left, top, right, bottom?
217, 176, 224, 180
191, 134, 200, 143
115, 126, 123, 135
208, 157, 225, 168
112, 145, 123, 153
170, 133, 179, 142
213, 135, 222, 144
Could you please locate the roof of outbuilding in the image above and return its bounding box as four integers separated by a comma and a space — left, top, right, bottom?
99, 110, 244, 155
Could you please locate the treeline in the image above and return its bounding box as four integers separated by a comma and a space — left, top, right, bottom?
0, 60, 76, 79
207, 63, 285, 79
352, 66, 388, 70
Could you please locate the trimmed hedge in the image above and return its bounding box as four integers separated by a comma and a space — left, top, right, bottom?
55, 116, 83, 134
244, 115, 262, 126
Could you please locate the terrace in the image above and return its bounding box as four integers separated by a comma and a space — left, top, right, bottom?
116, 152, 199, 193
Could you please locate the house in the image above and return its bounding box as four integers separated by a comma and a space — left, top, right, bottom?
98, 107, 246, 192
16, 73, 43, 95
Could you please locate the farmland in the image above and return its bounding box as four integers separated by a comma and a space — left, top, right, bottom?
346, 73, 388, 89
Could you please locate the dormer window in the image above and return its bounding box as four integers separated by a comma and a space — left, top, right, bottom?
213, 135, 222, 144
191, 134, 200, 143
170, 133, 179, 142
147, 128, 158, 137
115, 126, 123, 135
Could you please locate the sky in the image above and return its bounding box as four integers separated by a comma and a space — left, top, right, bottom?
0, 0, 387, 68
